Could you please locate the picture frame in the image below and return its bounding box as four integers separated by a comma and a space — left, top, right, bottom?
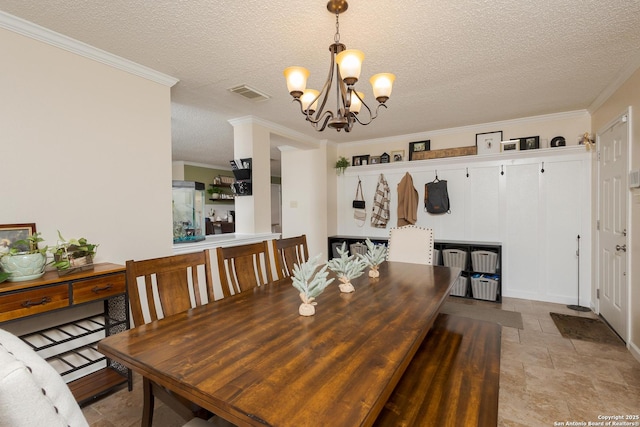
409, 140, 430, 160
501, 139, 519, 152
352, 155, 370, 166
476, 131, 503, 155
391, 150, 405, 162
370, 156, 381, 165
0, 223, 37, 253
517, 136, 540, 150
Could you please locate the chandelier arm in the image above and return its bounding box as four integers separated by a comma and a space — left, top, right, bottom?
314, 112, 334, 132
351, 102, 387, 126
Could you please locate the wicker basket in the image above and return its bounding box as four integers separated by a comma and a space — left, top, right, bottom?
470, 274, 499, 301
471, 250, 498, 273
442, 249, 468, 270
449, 275, 468, 297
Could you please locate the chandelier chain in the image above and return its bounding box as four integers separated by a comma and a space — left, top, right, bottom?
334, 12, 340, 43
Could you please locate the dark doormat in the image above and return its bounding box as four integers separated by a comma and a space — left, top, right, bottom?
550, 312, 624, 346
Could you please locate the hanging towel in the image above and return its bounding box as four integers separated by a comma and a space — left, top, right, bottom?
371, 174, 390, 228
397, 172, 419, 226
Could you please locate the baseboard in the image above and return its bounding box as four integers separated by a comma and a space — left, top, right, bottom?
629, 340, 640, 364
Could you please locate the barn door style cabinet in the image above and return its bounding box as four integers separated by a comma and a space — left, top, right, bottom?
0, 263, 131, 404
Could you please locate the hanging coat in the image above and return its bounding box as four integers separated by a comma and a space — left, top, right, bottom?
397, 172, 419, 226
371, 174, 390, 228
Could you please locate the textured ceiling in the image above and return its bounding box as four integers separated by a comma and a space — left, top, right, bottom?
2, 0, 640, 174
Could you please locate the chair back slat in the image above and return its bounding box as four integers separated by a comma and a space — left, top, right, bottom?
126, 250, 214, 326
216, 241, 272, 296
273, 235, 309, 279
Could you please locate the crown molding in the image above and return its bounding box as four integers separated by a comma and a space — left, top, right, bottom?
0, 10, 178, 87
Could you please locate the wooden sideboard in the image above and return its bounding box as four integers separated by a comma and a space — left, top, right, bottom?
0, 262, 131, 404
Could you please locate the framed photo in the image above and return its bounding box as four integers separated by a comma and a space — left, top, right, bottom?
0, 223, 36, 253
370, 156, 381, 165
409, 140, 430, 160
391, 150, 405, 162
501, 139, 519, 152
518, 136, 540, 150
352, 155, 370, 166
476, 131, 503, 155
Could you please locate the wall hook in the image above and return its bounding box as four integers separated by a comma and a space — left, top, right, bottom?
540, 162, 545, 173
500, 165, 504, 176
466, 167, 469, 178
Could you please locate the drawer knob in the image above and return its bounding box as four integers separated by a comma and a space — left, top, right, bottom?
21, 297, 52, 308
92, 284, 113, 293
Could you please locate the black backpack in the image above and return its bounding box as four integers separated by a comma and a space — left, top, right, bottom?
424, 178, 451, 214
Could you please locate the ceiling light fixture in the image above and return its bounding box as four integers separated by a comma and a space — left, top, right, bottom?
283, 0, 395, 132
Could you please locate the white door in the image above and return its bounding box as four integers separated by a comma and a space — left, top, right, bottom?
598, 112, 629, 341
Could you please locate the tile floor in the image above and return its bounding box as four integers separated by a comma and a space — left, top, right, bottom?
82, 297, 640, 427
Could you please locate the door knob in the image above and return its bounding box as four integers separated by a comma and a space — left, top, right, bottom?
616, 244, 627, 252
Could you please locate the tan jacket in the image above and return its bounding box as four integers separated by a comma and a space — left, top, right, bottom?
397, 172, 419, 226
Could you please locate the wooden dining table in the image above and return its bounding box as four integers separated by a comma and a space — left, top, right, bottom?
98, 261, 460, 427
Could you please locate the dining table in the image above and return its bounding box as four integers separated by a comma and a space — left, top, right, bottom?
98, 261, 460, 427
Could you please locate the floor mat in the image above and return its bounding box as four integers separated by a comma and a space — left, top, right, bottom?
440, 301, 523, 329
550, 312, 624, 346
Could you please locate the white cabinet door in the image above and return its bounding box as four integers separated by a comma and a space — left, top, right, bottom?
502, 162, 541, 299
464, 165, 501, 242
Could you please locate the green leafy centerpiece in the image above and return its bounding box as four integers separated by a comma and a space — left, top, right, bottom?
291, 254, 334, 316
357, 238, 387, 278
50, 231, 98, 276
0, 232, 48, 282
327, 242, 366, 293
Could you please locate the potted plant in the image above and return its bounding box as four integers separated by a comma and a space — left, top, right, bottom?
0, 232, 48, 282
335, 156, 349, 175
357, 238, 387, 278
50, 231, 98, 276
327, 242, 366, 293
291, 254, 334, 316
208, 186, 223, 199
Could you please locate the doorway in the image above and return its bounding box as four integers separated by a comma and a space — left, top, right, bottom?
597, 108, 630, 342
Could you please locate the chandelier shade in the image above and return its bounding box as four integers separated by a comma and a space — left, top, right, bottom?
283, 0, 395, 132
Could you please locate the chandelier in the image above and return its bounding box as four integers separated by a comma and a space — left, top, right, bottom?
283, 0, 395, 132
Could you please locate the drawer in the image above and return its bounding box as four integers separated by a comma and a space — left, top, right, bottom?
72, 273, 126, 304
0, 284, 70, 322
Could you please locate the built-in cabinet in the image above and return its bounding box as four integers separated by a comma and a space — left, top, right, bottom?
335, 147, 591, 305
328, 236, 502, 302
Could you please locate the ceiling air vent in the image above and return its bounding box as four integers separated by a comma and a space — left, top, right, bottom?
228, 85, 270, 102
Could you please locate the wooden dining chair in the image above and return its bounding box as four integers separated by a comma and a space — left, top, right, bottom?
272, 234, 309, 279
386, 225, 435, 265
126, 250, 215, 427
216, 241, 273, 296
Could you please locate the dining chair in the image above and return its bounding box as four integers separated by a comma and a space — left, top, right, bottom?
217, 241, 273, 296
126, 250, 215, 427
386, 225, 435, 265
272, 234, 309, 279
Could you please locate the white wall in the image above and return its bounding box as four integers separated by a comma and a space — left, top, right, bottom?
281, 146, 328, 261
0, 24, 175, 265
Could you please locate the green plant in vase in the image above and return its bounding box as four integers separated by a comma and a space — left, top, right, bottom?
0, 232, 48, 282
357, 238, 387, 278
50, 231, 98, 275
335, 156, 349, 175
327, 242, 366, 293
291, 254, 334, 316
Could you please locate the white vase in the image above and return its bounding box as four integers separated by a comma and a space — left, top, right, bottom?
339, 282, 355, 293
0, 253, 47, 282
299, 303, 316, 316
